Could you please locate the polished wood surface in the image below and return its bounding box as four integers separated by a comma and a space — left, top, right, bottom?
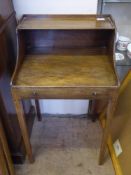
24, 30, 112, 52
99, 70, 131, 175
111, 70, 131, 175
0, 140, 9, 175
88, 66, 131, 118
14, 54, 117, 87
0, 118, 15, 175
0, 0, 36, 163
11, 15, 119, 165
11, 92, 34, 163
18, 15, 115, 30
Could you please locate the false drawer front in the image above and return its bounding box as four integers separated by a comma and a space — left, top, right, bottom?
13, 87, 117, 99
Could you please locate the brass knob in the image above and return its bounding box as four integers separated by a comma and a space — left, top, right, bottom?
92, 92, 97, 96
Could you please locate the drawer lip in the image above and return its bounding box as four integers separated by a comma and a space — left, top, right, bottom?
11, 84, 119, 88
11, 85, 118, 91
12, 86, 118, 99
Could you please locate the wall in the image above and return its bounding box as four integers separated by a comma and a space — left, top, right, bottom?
13, 0, 98, 18
13, 0, 98, 114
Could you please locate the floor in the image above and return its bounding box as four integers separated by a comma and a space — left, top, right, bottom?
15, 115, 115, 175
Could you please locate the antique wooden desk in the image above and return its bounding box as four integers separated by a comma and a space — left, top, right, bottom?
11, 15, 119, 165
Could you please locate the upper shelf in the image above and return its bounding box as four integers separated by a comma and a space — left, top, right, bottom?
17, 15, 115, 30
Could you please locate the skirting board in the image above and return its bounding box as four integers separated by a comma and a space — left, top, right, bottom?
99, 111, 123, 175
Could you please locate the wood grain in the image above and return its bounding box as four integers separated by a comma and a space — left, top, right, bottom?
24, 30, 112, 52
99, 92, 118, 165
14, 54, 117, 87
11, 15, 119, 165
11, 91, 34, 163
18, 15, 115, 30
0, 141, 9, 175
0, 118, 15, 175
98, 70, 131, 173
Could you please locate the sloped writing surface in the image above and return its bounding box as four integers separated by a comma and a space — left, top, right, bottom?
15, 54, 117, 87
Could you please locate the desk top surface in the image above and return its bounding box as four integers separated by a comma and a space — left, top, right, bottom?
14, 54, 117, 87
17, 15, 115, 30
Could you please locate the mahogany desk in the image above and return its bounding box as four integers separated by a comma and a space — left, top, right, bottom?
11, 15, 119, 165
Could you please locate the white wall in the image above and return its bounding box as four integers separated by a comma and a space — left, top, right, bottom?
13, 0, 98, 114
13, 0, 98, 18
39, 100, 89, 115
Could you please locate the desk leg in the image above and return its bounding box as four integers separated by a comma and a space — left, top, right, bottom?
12, 92, 34, 163
99, 96, 117, 165
35, 99, 42, 121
